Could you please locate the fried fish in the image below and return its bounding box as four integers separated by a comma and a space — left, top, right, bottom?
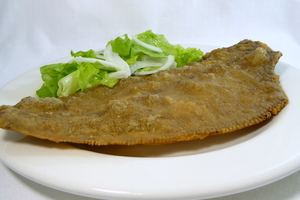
0, 40, 288, 145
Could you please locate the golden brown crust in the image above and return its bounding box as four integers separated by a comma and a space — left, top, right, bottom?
0, 40, 288, 145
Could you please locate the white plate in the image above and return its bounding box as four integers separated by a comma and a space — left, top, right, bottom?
0, 46, 300, 200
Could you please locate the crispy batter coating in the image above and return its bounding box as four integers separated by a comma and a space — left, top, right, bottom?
0, 40, 288, 145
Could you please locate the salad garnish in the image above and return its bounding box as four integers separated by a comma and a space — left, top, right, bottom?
36, 30, 203, 98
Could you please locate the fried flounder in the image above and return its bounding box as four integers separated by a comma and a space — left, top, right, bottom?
0, 40, 288, 145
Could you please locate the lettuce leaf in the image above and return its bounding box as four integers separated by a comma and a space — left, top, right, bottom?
70, 49, 97, 58
137, 30, 177, 56
37, 61, 119, 98
108, 34, 132, 58
57, 71, 80, 97
36, 62, 78, 97
175, 46, 204, 68
76, 63, 119, 90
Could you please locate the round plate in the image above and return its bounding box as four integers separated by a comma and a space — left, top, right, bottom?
0, 46, 299, 200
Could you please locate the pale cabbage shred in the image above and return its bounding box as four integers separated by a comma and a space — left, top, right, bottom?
66, 35, 177, 79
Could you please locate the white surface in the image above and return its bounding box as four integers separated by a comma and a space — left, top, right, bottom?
1, 0, 300, 199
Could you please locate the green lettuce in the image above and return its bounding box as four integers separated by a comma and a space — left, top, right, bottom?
36, 30, 203, 98
109, 30, 203, 69
37, 61, 118, 98
70, 49, 97, 58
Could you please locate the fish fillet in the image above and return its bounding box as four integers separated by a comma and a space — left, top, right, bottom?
0, 40, 288, 145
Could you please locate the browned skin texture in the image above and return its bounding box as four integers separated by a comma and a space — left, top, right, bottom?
0, 40, 288, 145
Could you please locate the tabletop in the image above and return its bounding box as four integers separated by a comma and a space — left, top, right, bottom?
0, 0, 300, 199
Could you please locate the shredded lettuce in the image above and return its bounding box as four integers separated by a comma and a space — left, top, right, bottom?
36, 30, 203, 98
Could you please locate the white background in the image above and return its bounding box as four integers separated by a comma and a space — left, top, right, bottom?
0, 0, 300, 199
